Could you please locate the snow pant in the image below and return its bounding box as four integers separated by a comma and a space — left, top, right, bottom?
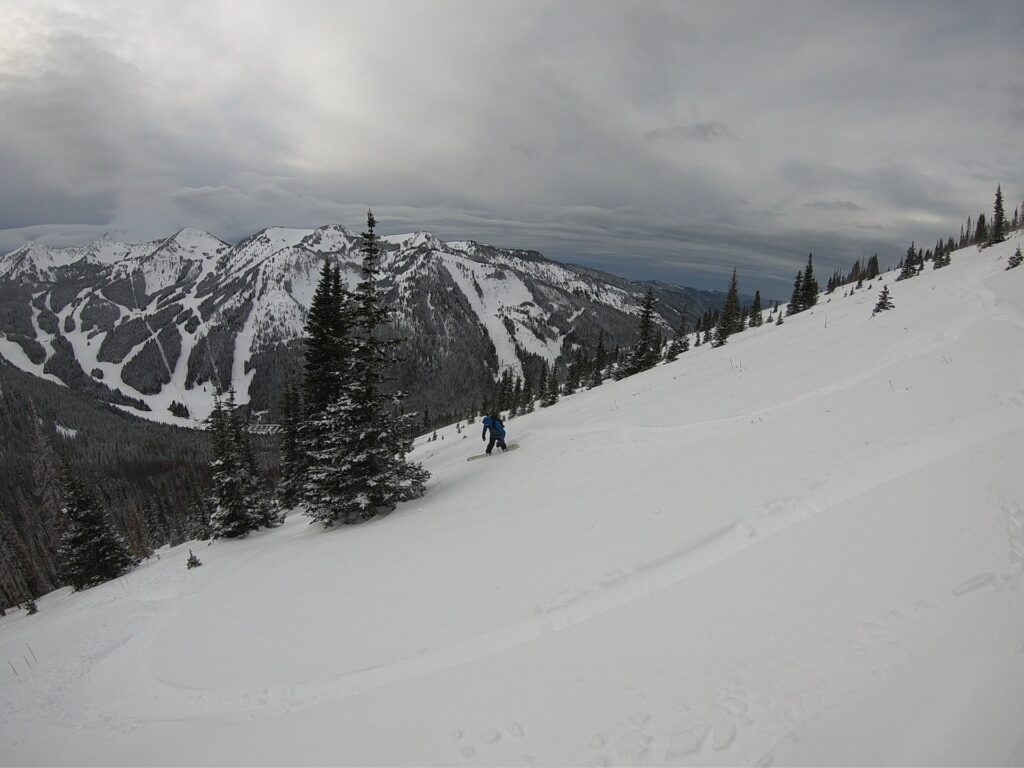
486, 435, 507, 454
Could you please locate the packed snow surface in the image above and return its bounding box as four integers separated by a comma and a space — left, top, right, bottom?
3, 236, 1024, 765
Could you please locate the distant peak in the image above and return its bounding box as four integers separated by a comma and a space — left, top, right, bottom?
381, 231, 444, 249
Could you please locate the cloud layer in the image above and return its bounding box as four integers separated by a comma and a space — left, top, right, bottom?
1, 0, 1021, 295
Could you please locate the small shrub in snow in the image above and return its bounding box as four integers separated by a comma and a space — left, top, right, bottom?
25, 598, 39, 615
1007, 247, 1022, 270
186, 550, 202, 569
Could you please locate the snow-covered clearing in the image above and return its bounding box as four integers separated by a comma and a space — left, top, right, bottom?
2, 236, 1024, 765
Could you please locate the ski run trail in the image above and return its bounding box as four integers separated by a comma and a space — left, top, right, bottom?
3, 235, 1024, 766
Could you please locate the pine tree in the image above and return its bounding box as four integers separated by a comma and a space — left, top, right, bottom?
511, 376, 524, 416
278, 376, 302, 508
787, 270, 803, 315
866, 254, 880, 280
27, 402, 63, 574
1007, 247, 1023, 270
588, 333, 607, 388
541, 364, 560, 407
0, 534, 31, 609
227, 388, 282, 530
663, 312, 690, 362
872, 285, 894, 315
208, 395, 252, 538
715, 269, 743, 344
57, 462, 134, 590
185, 485, 212, 541
896, 242, 917, 281
975, 213, 988, 244
305, 211, 428, 525
302, 258, 350, 416
800, 254, 819, 310
990, 185, 1006, 245
749, 291, 763, 327
617, 288, 659, 377
522, 376, 535, 411
124, 506, 151, 559
537, 362, 548, 402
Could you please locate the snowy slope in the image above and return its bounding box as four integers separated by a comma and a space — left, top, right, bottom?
2, 235, 1023, 765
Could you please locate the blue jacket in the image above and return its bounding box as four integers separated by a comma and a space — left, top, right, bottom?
482, 415, 506, 439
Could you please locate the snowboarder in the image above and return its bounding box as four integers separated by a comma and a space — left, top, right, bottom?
481, 414, 507, 455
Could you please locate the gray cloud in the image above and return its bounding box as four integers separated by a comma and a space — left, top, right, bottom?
645, 121, 734, 143
803, 201, 866, 212
0, 0, 1021, 295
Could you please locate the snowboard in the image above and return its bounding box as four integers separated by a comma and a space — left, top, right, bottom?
467, 443, 520, 462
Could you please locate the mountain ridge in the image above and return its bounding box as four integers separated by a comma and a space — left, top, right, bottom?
0, 226, 728, 426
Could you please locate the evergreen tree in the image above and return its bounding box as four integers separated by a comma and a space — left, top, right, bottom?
522, 376, 535, 412
124, 506, 151, 559
872, 285, 894, 315
799, 254, 819, 309
185, 485, 212, 541
301, 258, 350, 417
897, 242, 917, 281
663, 312, 690, 362
305, 211, 428, 526
27, 402, 63, 574
227, 388, 281, 529
787, 270, 803, 315
1007, 247, 1023, 270
278, 375, 302, 510
714, 269, 743, 345
537, 362, 548, 401
0, 534, 31, 609
57, 462, 134, 590
511, 376, 524, 416
749, 291, 763, 327
208, 395, 252, 538
541, 364, 560, 407
617, 288, 659, 377
865, 254, 880, 280
588, 333, 607, 388
974, 213, 988, 244
990, 185, 1006, 245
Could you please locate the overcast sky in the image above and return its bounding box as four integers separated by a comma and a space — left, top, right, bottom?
1, 1, 1021, 295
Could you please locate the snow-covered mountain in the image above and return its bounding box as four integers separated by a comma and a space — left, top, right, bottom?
2, 234, 1022, 765
0, 227, 724, 425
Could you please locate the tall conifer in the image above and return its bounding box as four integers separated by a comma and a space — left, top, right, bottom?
800, 254, 819, 309
787, 270, 803, 315
306, 211, 428, 525
715, 269, 743, 344
990, 185, 1006, 245
57, 462, 134, 590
